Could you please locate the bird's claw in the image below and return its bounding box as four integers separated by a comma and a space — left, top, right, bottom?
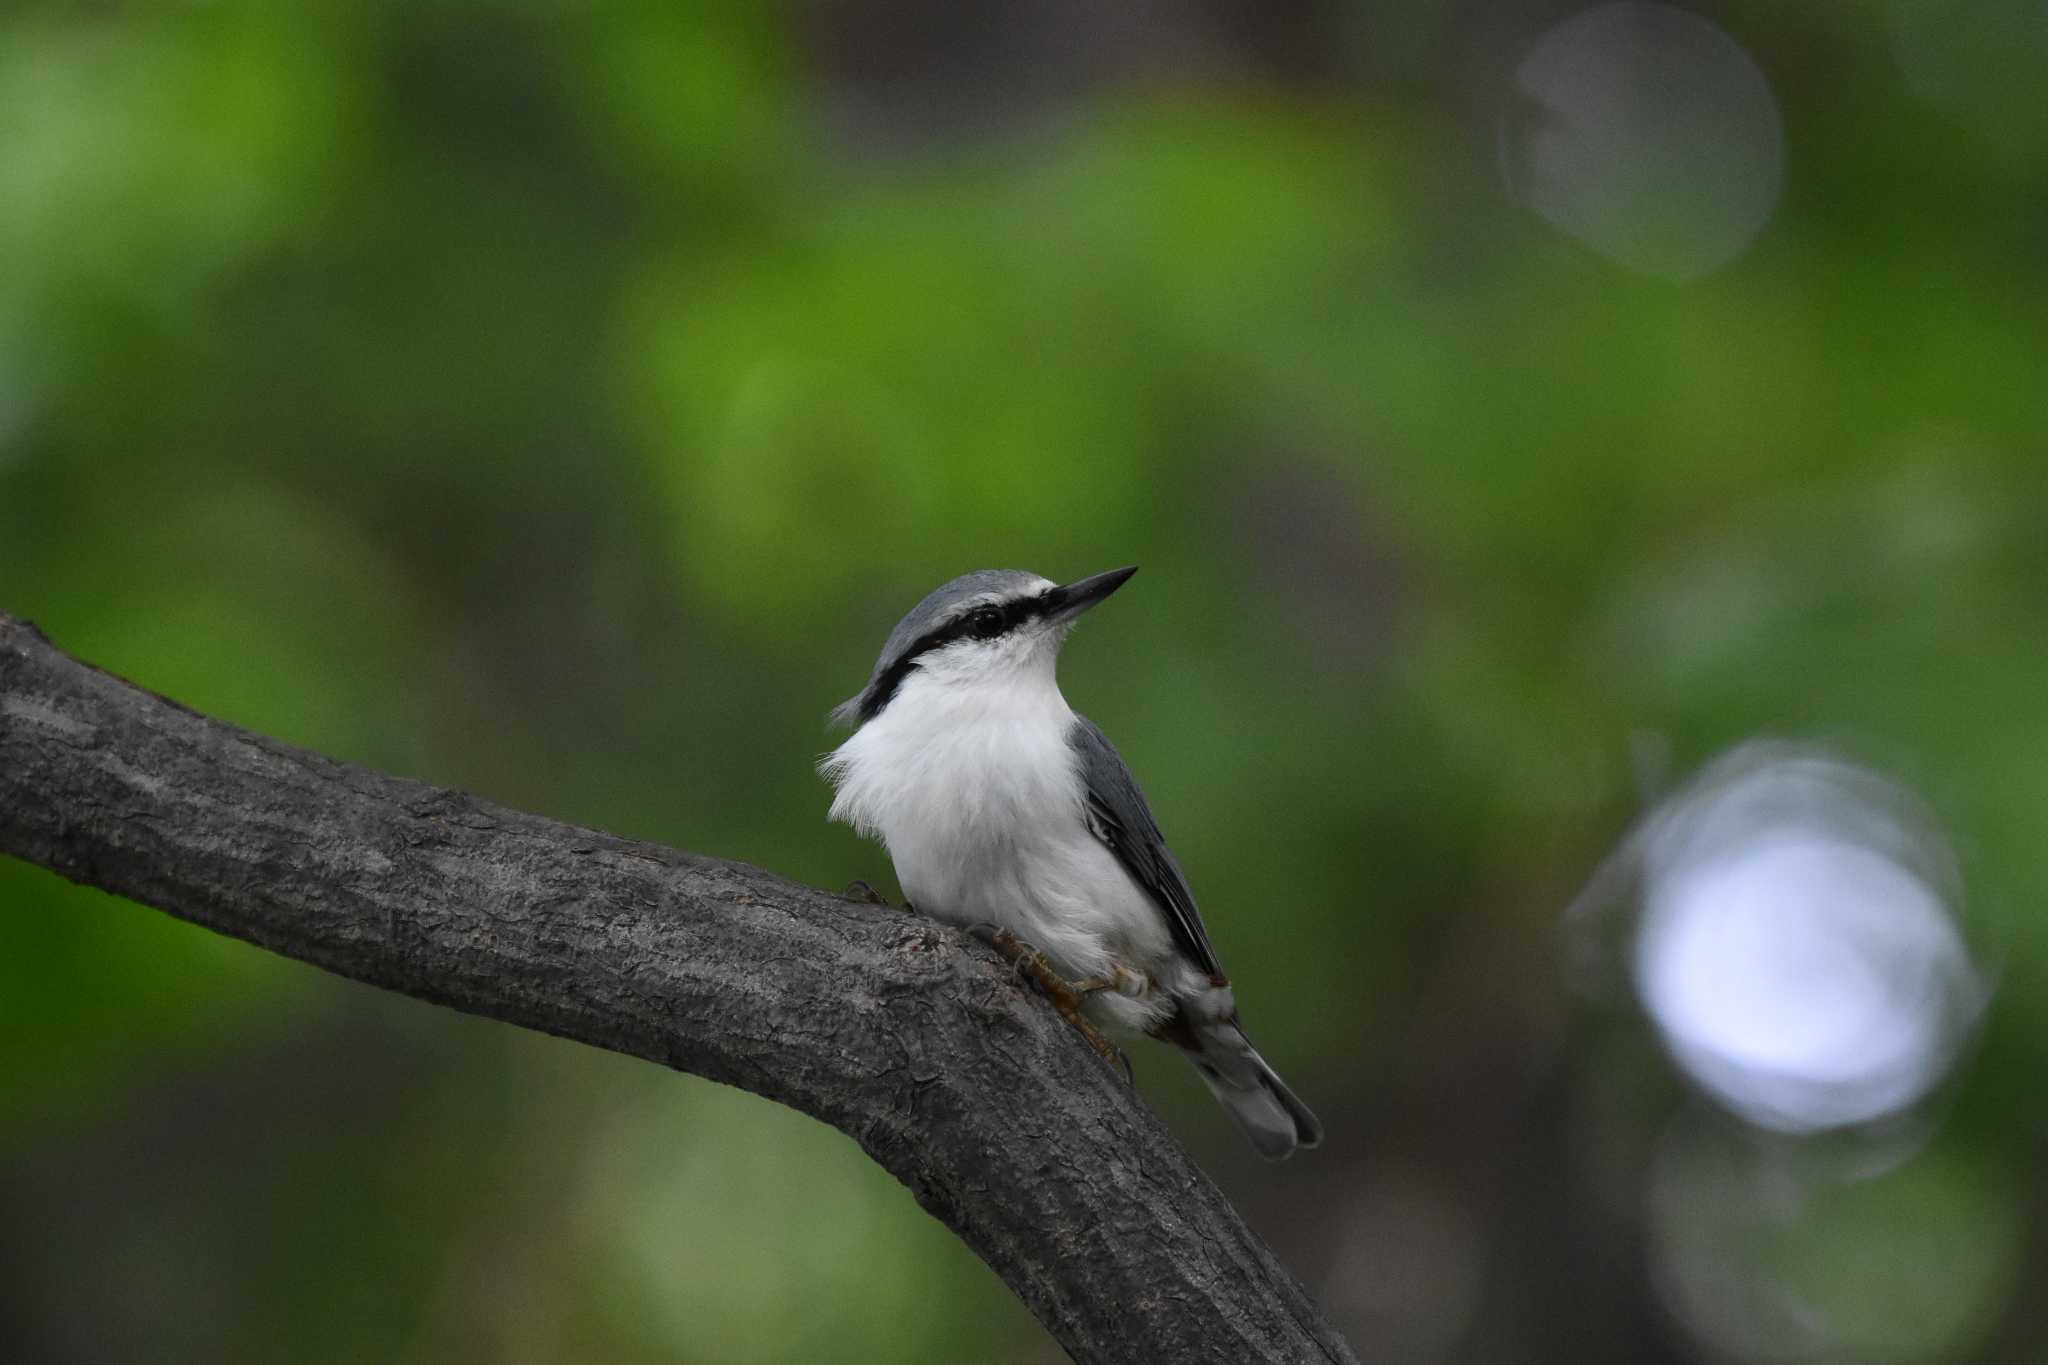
1070, 964, 1150, 999
842, 879, 892, 907
971, 925, 1130, 1072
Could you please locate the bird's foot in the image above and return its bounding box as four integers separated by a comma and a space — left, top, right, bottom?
971, 925, 1128, 1070
1070, 964, 1151, 999
842, 879, 893, 907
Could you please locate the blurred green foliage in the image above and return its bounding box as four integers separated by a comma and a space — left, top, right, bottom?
3, 1, 2046, 1361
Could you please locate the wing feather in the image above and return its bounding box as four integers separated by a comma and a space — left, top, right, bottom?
1069, 716, 1226, 980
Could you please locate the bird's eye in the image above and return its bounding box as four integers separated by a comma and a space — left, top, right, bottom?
966, 607, 1005, 640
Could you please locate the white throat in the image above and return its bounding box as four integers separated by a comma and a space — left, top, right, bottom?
820, 640, 1083, 912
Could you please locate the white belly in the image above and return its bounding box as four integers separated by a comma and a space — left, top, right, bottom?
893, 808, 1166, 966
822, 668, 1179, 1032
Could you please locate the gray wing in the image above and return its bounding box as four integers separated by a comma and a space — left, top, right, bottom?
1069, 716, 1226, 980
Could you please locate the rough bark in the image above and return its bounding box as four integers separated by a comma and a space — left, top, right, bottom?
0, 611, 1355, 1365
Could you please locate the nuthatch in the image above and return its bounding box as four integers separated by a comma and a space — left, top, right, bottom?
822, 568, 1321, 1158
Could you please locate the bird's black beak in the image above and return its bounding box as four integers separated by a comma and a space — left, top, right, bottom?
1045, 565, 1138, 624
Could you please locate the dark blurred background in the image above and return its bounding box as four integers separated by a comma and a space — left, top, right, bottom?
3, 1, 2045, 1361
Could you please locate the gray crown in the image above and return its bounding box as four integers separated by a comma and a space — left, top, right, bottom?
835, 569, 1044, 724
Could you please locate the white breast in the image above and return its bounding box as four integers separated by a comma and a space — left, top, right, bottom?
821, 663, 1174, 996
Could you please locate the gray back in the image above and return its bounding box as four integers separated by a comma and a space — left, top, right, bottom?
1070, 715, 1225, 979
835, 569, 1043, 723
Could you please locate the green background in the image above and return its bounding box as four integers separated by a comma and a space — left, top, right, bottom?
3, 2, 2043, 1361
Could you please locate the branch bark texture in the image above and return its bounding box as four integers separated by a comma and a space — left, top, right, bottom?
0, 612, 1355, 1365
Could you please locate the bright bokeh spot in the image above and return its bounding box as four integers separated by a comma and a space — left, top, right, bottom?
1627, 747, 1984, 1134
1638, 832, 1973, 1132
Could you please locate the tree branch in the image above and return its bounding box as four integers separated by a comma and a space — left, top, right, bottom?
0, 611, 1355, 1365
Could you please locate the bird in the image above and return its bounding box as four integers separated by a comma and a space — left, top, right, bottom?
819, 566, 1322, 1159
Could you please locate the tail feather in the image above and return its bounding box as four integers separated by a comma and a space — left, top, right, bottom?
1186, 1022, 1323, 1160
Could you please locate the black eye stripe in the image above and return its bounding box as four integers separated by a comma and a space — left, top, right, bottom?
855, 590, 1059, 721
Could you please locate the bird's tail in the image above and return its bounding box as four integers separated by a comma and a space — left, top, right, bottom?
1182, 1018, 1323, 1160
